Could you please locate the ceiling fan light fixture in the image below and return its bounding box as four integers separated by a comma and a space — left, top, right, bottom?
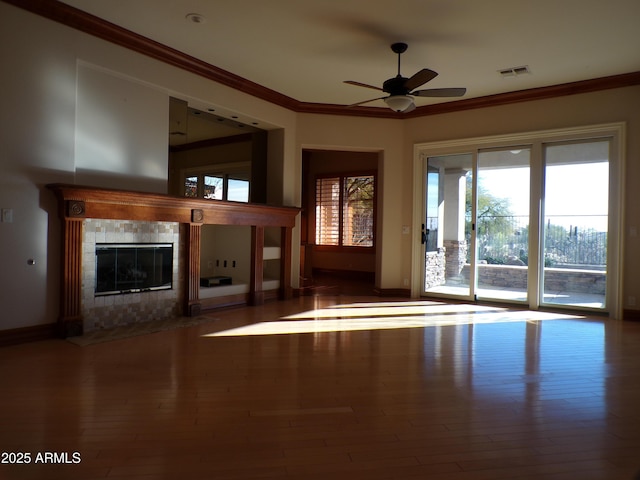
384, 95, 414, 112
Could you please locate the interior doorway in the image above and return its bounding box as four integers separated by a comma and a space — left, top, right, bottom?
301, 149, 379, 295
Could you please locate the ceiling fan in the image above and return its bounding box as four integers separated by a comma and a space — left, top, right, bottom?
345, 42, 466, 112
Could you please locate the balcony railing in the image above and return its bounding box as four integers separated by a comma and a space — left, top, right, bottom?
427, 214, 607, 268
542, 215, 607, 268
425, 214, 607, 306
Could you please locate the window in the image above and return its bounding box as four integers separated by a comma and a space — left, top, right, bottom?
203, 175, 223, 200
315, 174, 375, 247
185, 176, 198, 198
182, 173, 249, 202
227, 177, 250, 202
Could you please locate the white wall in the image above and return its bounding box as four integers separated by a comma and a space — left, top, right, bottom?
75, 64, 169, 192
0, 3, 298, 331
0, 5, 77, 329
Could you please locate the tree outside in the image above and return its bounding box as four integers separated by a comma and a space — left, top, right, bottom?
466, 174, 606, 268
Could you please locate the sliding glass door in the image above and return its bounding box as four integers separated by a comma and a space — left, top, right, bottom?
541, 140, 609, 308
418, 125, 621, 315
423, 149, 531, 304
476, 148, 530, 303
423, 154, 474, 299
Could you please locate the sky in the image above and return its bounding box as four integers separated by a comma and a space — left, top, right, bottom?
480, 162, 609, 231
427, 140, 610, 234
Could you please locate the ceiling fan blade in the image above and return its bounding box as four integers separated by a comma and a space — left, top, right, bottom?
412, 87, 467, 97
344, 80, 384, 91
403, 68, 438, 91
348, 96, 388, 107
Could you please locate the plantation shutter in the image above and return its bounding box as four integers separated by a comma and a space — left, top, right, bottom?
315, 177, 340, 245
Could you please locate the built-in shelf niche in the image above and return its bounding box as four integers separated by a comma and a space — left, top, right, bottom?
198, 226, 284, 307
263, 226, 282, 290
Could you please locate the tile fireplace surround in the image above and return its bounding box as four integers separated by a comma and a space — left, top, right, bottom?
48, 184, 299, 338
82, 219, 182, 332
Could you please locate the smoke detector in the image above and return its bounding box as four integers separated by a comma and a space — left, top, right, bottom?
185, 13, 206, 24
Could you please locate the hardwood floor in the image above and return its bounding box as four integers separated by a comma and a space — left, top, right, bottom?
1, 295, 640, 479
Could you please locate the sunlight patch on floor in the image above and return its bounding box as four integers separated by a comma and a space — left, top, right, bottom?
283, 301, 504, 320
203, 302, 583, 337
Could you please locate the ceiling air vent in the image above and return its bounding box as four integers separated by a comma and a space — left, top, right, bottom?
499, 65, 531, 77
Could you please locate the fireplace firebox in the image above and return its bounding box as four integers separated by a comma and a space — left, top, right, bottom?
95, 243, 173, 296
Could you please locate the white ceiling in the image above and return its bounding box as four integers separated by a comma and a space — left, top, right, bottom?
60, 0, 640, 111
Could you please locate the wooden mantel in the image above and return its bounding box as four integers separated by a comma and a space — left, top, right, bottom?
48, 184, 299, 337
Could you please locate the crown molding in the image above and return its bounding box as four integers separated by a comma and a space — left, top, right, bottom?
5, 0, 640, 119
2, 0, 300, 110
404, 71, 640, 118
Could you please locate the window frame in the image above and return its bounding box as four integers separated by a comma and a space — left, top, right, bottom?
314, 171, 377, 253
181, 163, 250, 202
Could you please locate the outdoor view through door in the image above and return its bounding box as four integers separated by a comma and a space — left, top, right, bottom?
424, 154, 473, 297
542, 140, 609, 308
422, 135, 612, 312
477, 148, 531, 303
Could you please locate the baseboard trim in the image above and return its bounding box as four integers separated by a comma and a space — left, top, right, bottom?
374, 288, 412, 298
311, 268, 375, 282
623, 309, 640, 321
0, 323, 57, 347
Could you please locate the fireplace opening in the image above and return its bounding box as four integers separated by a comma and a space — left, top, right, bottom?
95, 243, 173, 296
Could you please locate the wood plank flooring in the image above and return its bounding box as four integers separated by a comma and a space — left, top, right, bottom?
1, 295, 640, 479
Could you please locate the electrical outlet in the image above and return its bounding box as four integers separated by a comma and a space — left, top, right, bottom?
629, 296, 637, 307
1, 209, 13, 223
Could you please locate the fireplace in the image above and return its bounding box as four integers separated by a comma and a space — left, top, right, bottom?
95, 243, 173, 295
82, 219, 182, 331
